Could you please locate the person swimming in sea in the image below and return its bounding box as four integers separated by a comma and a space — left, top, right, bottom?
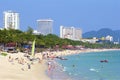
72, 64, 75, 67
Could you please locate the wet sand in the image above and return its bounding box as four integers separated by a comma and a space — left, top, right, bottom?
47, 60, 72, 80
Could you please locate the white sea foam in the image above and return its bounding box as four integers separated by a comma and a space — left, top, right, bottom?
63, 67, 66, 71
89, 68, 99, 72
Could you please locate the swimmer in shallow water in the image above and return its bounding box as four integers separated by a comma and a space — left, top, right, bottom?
72, 64, 75, 67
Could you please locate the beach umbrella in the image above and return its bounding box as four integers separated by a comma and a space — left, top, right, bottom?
31, 39, 36, 57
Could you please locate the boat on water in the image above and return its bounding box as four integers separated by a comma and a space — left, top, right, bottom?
56, 56, 68, 60
60, 57, 68, 60
100, 60, 108, 63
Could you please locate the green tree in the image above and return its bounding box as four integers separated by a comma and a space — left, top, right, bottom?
26, 26, 33, 34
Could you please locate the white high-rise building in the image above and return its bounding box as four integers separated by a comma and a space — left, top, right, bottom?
60, 26, 82, 40
37, 19, 53, 35
3, 10, 19, 30
105, 35, 113, 42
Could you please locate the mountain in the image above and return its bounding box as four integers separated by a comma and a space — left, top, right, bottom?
83, 28, 120, 42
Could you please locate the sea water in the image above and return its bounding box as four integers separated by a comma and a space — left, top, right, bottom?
56, 50, 120, 80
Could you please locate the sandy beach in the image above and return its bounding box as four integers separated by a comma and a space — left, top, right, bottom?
0, 48, 119, 80
51, 48, 120, 57
0, 52, 50, 80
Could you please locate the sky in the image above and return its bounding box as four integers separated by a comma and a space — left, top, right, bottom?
0, 0, 120, 36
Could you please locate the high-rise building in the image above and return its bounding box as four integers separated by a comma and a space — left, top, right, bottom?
37, 19, 53, 35
3, 10, 19, 30
74, 28, 82, 40
105, 35, 113, 42
60, 26, 82, 40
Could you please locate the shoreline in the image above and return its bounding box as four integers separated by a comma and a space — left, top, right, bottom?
51, 48, 120, 57
47, 59, 72, 80
46, 48, 120, 80
0, 48, 120, 80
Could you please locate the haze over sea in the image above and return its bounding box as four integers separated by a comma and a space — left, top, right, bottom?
56, 50, 120, 80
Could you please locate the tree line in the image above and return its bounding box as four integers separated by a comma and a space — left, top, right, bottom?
0, 28, 120, 52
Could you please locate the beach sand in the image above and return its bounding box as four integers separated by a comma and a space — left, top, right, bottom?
0, 52, 50, 80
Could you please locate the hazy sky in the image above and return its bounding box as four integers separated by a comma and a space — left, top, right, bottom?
0, 0, 120, 35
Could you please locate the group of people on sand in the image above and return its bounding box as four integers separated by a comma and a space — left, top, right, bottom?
7, 51, 56, 71
8, 55, 26, 65
8, 54, 35, 71
7, 51, 58, 72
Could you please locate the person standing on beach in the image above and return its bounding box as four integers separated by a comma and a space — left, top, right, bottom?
48, 61, 52, 71
27, 63, 31, 69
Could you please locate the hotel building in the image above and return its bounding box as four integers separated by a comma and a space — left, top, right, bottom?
105, 35, 113, 42
60, 26, 82, 41
3, 10, 19, 30
37, 19, 53, 35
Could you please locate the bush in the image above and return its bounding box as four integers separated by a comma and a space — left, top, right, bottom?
1, 52, 8, 56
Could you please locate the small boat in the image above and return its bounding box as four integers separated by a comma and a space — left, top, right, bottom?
56, 56, 68, 60
60, 57, 68, 60
100, 60, 108, 63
